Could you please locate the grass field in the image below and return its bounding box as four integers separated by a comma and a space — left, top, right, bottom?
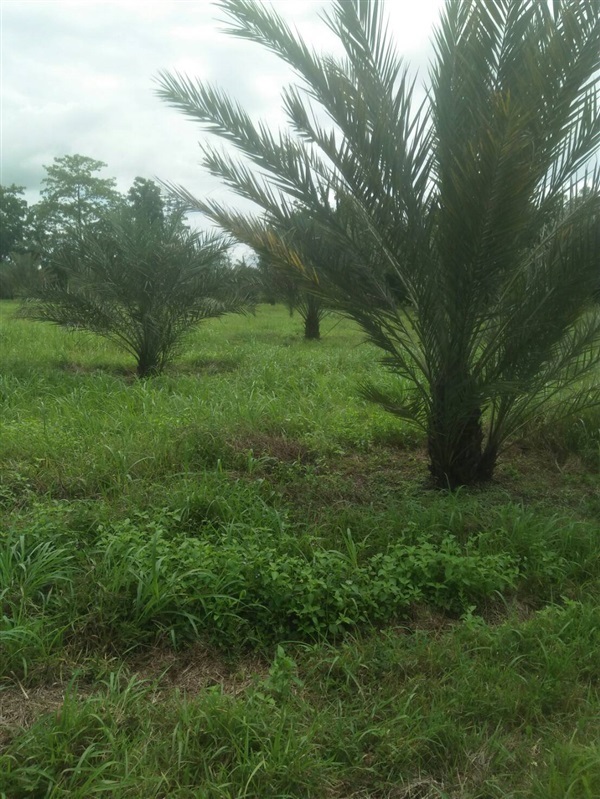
1, 301, 599, 798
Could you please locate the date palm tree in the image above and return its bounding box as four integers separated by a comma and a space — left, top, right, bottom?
256, 207, 334, 340
22, 208, 249, 377
157, 0, 600, 486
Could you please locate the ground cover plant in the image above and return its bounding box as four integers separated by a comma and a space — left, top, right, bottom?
1, 301, 599, 798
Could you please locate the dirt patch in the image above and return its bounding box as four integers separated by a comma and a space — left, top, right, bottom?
231, 432, 319, 466
328, 777, 449, 799
405, 604, 460, 635
0, 646, 268, 747
270, 446, 431, 513
493, 443, 599, 510
130, 643, 268, 698
0, 680, 91, 747
281, 442, 597, 513
340, 448, 430, 489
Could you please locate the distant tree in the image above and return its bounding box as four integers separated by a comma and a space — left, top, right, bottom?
158, 0, 600, 488
257, 253, 327, 339
564, 185, 600, 302
162, 190, 191, 224
21, 208, 251, 377
0, 184, 29, 261
229, 255, 262, 298
253, 208, 322, 337
126, 177, 165, 225
294, 292, 327, 340
0, 252, 42, 300
0, 185, 43, 298
256, 252, 298, 306
35, 154, 120, 245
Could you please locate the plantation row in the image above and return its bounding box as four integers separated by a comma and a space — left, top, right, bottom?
2, 0, 600, 794
2, 0, 599, 489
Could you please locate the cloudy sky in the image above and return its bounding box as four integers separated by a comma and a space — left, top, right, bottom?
1, 0, 444, 213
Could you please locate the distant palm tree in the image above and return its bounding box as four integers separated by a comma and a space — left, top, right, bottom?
256, 208, 333, 340
157, 0, 600, 486
22, 209, 250, 377
258, 251, 327, 339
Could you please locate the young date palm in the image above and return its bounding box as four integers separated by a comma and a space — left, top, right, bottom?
257, 208, 334, 339
258, 250, 328, 339
157, 0, 600, 486
22, 210, 248, 377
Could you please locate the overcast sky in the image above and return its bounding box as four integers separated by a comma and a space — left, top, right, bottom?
1, 0, 444, 213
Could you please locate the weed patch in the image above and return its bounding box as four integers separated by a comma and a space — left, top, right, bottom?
1, 302, 599, 797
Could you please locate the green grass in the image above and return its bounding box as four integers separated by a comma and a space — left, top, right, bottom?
1, 301, 599, 798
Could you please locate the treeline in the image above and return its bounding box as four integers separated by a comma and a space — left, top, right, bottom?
0, 156, 232, 297
0, 156, 332, 341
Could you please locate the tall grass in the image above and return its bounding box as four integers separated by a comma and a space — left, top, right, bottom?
1, 301, 599, 798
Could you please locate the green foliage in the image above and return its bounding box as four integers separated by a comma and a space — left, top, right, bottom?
0, 252, 42, 300
0, 672, 327, 799
0, 532, 75, 678
263, 646, 304, 700
35, 154, 120, 245
0, 184, 29, 261
157, 0, 600, 488
2, 602, 600, 798
20, 208, 250, 377
1, 303, 600, 797
0, 186, 39, 299
8, 492, 600, 665
532, 742, 600, 799
527, 404, 600, 472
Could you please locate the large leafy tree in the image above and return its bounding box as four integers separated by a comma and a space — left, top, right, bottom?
126, 177, 166, 225
157, 0, 600, 487
22, 198, 250, 377
35, 154, 120, 245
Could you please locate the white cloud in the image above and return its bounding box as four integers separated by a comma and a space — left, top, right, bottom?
1, 0, 443, 212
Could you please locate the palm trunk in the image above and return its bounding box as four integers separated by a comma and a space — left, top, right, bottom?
136, 329, 161, 378
303, 298, 321, 340
427, 373, 497, 488
136, 352, 160, 378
